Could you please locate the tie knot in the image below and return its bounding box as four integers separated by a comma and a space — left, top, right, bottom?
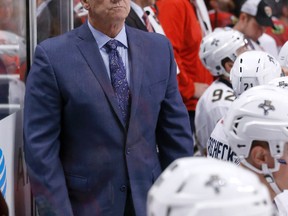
105, 40, 119, 52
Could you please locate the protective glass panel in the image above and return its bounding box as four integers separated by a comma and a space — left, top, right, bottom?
73, 0, 87, 28
0, 0, 26, 120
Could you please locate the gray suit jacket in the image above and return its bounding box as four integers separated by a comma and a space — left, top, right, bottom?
24, 23, 193, 216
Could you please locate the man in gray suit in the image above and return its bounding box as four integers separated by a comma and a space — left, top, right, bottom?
23, 0, 194, 215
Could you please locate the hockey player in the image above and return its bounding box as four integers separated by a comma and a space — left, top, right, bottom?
224, 85, 288, 215
147, 157, 275, 216
207, 50, 282, 163
230, 50, 283, 97
195, 29, 248, 154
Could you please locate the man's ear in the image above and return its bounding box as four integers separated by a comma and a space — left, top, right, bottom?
240, 13, 252, 25
249, 145, 271, 169
223, 60, 233, 73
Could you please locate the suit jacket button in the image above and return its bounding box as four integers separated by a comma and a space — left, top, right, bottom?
126, 148, 130, 155
120, 185, 127, 192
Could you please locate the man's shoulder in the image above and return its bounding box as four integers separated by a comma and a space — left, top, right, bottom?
37, 24, 86, 49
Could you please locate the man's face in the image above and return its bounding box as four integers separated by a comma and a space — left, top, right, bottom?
223, 59, 234, 73
242, 15, 266, 42
0, 0, 13, 24
247, 141, 288, 198
282, 67, 288, 76
83, 0, 130, 25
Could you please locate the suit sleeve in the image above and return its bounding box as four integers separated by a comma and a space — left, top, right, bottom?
156, 40, 194, 169
24, 45, 73, 215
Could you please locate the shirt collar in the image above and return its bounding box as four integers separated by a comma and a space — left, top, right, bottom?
87, 21, 128, 49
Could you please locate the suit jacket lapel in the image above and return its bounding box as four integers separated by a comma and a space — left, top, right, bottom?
126, 26, 144, 127
75, 23, 125, 127
126, 9, 148, 32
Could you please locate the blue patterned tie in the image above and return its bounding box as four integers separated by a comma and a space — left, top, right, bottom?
105, 40, 130, 126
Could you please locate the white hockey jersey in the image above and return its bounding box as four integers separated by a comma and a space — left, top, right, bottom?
207, 118, 240, 165
195, 78, 236, 150
274, 190, 288, 216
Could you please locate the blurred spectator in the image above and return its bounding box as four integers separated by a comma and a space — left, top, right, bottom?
36, 0, 52, 43
264, 0, 283, 18
0, 30, 26, 80
0, 0, 23, 36
280, 0, 288, 25
156, 0, 213, 133
233, 0, 278, 57
265, 18, 288, 51
206, 0, 235, 11
263, 0, 288, 51
37, 0, 72, 42
206, 0, 238, 29
45, 0, 60, 38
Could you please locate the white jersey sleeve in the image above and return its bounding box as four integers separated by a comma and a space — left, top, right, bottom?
207, 118, 240, 165
195, 79, 236, 149
274, 190, 288, 216
258, 33, 278, 58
